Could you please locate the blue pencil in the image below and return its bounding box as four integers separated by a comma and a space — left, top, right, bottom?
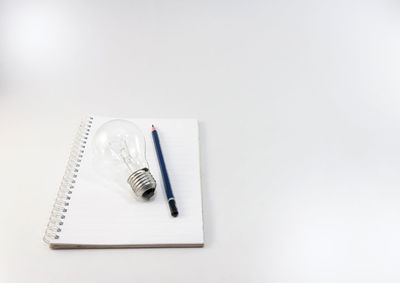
152, 125, 179, 217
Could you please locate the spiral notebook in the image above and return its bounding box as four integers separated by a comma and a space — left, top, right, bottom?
43, 116, 204, 249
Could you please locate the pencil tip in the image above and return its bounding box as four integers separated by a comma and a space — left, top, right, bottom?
152, 124, 156, 131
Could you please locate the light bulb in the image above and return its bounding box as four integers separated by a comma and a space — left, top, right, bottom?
93, 119, 156, 200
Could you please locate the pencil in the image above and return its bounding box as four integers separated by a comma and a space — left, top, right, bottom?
151, 125, 179, 217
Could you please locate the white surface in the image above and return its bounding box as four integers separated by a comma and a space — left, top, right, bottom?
48, 117, 203, 247
1, 0, 400, 282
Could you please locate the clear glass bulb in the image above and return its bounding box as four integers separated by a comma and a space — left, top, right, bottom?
93, 119, 156, 200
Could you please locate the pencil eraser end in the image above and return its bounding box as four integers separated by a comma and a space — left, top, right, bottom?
168, 199, 179, 217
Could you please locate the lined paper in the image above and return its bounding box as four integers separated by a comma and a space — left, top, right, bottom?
50, 117, 203, 247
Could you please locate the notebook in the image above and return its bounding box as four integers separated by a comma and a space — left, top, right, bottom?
43, 116, 204, 249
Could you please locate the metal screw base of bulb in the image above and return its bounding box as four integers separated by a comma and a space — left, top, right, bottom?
127, 169, 156, 200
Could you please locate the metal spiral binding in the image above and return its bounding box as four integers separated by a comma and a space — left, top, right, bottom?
43, 117, 93, 244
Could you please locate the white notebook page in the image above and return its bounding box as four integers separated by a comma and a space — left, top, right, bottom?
51, 117, 203, 247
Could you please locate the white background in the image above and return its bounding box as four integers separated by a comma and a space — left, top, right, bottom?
1, 0, 400, 282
